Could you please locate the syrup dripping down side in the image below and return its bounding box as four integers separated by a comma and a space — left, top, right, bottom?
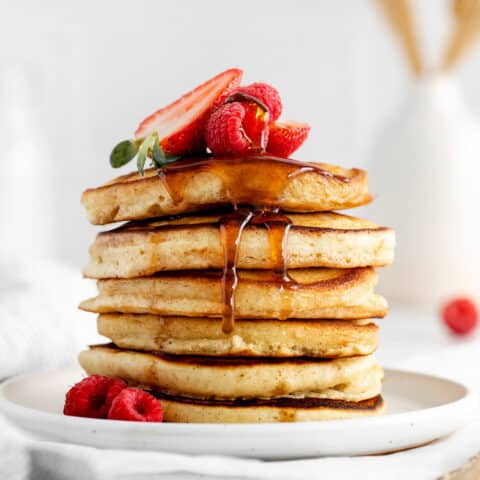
219, 207, 295, 332
219, 209, 253, 333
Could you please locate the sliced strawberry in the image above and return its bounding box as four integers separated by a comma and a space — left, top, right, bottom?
135, 68, 243, 155
266, 120, 310, 157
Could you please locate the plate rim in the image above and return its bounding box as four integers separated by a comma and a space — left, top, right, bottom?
0, 366, 477, 434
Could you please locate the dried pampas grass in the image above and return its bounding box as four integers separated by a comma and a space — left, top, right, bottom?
374, 0, 480, 73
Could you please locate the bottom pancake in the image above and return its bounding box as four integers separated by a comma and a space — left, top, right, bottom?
79, 344, 383, 402
154, 392, 385, 423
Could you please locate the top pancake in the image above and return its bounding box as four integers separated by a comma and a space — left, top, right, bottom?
81, 156, 371, 225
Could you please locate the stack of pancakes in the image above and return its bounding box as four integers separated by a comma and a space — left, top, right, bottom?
79, 155, 395, 422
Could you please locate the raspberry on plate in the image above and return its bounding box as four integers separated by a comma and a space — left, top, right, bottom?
63, 375, 126, 418
108, 388, 164, 422
442, 297, 478, 335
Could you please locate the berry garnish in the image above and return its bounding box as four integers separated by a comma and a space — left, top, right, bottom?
442, 297, 478, 335
108, 388, 164, 422
266, 120, 310, 157
236, 82, 282, 122
109, 69, 312, 169
110, 68, 243, 174
63, 375, 126, 419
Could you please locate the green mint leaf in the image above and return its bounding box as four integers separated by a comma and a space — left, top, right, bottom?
136, 134, 153, 175
110, 140, 138, 168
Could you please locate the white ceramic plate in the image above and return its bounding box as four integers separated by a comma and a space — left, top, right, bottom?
0, 367, 476, 459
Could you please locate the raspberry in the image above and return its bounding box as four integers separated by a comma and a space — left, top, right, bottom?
267, 121, 310, 157
442, 297, 478, 335
205, 103, 251, 155
237, 83, 282, 121
108, 388, 164, 422
63, 375, 126, 418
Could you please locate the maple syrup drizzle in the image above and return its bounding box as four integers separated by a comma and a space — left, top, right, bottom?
218, 207, 295, 332
155, 155, 347, 332
157, 155, 352, 208
248, 104, 270, 152
219, 208, 253, 333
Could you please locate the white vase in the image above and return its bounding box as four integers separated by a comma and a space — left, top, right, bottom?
366, 74, 480, 306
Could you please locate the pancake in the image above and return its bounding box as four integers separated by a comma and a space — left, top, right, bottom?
83, 212, 395, 278
81, 156, 372, 225
154, 393, 385, 423
96, 314, 378, 357
81, 268, 388, 320
79, 345, 383, 402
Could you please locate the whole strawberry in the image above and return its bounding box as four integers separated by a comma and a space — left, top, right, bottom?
63, 375, 126, 418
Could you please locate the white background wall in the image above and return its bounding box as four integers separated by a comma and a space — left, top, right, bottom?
1, 0, 480, 267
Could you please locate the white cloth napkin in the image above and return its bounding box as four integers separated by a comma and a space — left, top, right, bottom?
1, 298, 480, 479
